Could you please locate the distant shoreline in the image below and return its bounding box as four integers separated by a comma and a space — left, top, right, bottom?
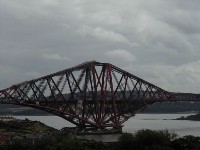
0, 112, 198, 116
174, 113, 200, 121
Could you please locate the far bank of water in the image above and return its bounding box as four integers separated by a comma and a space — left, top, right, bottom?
123, 113, 200, 137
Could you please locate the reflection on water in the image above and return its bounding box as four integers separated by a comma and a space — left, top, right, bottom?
14, 113, 200, 142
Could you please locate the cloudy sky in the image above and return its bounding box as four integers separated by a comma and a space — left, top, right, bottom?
1, 0, 200, 93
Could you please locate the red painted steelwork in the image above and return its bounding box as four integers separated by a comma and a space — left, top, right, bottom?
0, 61, 200, 131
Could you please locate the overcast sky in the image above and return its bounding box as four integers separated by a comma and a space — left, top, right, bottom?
1, 0, 200, 93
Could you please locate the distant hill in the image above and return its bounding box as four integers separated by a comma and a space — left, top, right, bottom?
0, 101, 200, 116
143, 101, 200, 113
0, 104, 49, 116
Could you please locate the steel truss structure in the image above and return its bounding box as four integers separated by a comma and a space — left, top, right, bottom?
0, 61, 200, 130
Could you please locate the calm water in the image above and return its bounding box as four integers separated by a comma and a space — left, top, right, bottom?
14, 113, 200, 142
123, 114, 200, 137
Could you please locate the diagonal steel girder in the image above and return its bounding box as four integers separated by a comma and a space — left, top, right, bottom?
0, 61, 200, 130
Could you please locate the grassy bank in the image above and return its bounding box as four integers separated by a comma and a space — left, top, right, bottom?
0, 118, 57, 135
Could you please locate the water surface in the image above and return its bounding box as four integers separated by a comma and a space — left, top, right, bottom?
15, 113, 200, 142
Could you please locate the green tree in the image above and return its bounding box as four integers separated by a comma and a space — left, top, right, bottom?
51, 136, 107, 150
171, 135, 200, 150
116, 133, 135, 150
134, 129, 172, 149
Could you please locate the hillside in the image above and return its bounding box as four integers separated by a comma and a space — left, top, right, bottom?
0, 118, 58, 134
143, 101, 200, 113
0, 101, 200, 116
0, 104, 49, 116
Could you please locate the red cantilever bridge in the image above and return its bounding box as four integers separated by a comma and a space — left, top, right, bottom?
0, 61, 200, 131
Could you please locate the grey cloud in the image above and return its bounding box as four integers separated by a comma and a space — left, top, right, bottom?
0, 1, 200, 93
105, 49, 136, 63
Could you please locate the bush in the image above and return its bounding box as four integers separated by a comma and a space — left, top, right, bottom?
171, 135, 200, 150
116, 129, 176, 150
134, 129, 171, 149
116, 133, 135, 150
51, 136, 107, 150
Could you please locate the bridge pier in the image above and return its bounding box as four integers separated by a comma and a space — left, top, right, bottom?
75, 125, 122, 135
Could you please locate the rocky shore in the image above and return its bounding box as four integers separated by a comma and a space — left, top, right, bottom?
175, 113, 200, 121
